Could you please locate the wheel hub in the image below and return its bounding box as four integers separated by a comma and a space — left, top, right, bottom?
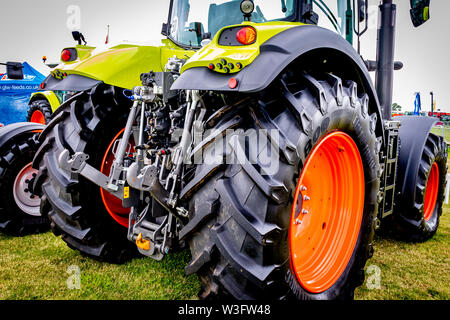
289, 131, 365, 294
424, 162, 439, 222
30, 110, 46, 124
12, 163, 41, 216
100, 128, 134, 227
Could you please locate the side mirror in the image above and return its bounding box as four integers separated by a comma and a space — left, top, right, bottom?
6, 62, 24, 80
358, 0, 367, 23
188, 22, 204, 38
202, 32, 212, 40
410, 0, 430, 27
161, 23, 169, 37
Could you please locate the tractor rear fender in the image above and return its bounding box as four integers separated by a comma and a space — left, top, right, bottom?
0, 122, 45, 148
395, 116, 439, 209
29, 91, 61, 113
41, 41, 195, 92
173, 25, 384, 139
40, 74, 102, 93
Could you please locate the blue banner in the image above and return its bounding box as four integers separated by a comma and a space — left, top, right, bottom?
0, 62, 46, 125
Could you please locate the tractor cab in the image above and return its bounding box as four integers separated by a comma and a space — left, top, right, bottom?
164, 0, 302, 48
163, 0, 359, 49
163, 0, 432, 52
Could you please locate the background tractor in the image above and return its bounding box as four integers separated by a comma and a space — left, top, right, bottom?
1, 0, 447, 300
0, 33, 97, 234
0, 63, 48, 235
26, 32, 96, 124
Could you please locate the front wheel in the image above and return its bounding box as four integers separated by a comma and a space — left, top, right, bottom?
186, 72, 381, 300
0, 131, 48, 235
27, 100, 53, 124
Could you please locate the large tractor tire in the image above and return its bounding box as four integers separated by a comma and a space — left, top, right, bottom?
0, 126, 48, 235
27, 99, 53, 125
387, 132, 447, 242
33, 85, 137, 263
184, 72, 382, 300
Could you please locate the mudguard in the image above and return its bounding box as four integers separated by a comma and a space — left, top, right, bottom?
0, 122, 45, 147
41, 41, 194, 92
29, 91, 61, 113
173, 25, 384, 136
173, 26, 372, 91
395, 116, 439, 209
40, 74, 102, 93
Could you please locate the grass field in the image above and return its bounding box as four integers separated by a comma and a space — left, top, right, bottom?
431, 126, 450, 144
0, 209, 449, 300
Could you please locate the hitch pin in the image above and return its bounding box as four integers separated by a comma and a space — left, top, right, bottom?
136, 233, 150, 251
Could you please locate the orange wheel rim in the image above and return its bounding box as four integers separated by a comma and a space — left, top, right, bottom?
30, 110, 46, 124
100, 128, 134, 227
289, 131, 365, 294
424, 162, 439, 222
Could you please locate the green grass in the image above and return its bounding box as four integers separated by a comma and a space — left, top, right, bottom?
355, 210, 450, 300
0, 208, 449, 300
431, 126, 450, 145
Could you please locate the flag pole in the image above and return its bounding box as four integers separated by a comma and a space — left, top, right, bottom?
105, 25, 110, 44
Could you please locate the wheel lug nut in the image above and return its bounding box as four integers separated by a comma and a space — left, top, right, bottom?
303, 195, 310, 201
25, 179, 30, 184
300, 185, 307, 191
24, 188, 29, 193
302, 209, 309, 215
294, 219, 302, 225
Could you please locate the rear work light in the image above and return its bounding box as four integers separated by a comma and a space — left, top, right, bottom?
61, 49, 72, 62
236, 27, 257, 45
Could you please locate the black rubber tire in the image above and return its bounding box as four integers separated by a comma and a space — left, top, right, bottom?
32, 84, 137, 263
0, 131, 49, 235
27, 99, 53, 124
384, 133, 447, 242
184, 72, 382, 300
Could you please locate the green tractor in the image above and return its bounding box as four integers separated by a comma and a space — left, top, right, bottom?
2, 0, 447, 299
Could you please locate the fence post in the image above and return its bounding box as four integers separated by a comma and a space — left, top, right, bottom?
445, 174, 450, 205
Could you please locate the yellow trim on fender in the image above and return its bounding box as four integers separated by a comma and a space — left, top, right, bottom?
29, 91, 61, 113
181, 21, 304, 74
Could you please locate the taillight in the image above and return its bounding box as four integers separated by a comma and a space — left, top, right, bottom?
61, 49, 72, 62
228, 78, 238, 89
236, 27, 257, 45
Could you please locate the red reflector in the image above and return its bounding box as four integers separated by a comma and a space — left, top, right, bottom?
40, 82, 45, 89
236, 27, 256, 45
61, 49, 72, 62
208, 63, 215, 70
229, 78, 238, 89
0, 123, 4, 127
